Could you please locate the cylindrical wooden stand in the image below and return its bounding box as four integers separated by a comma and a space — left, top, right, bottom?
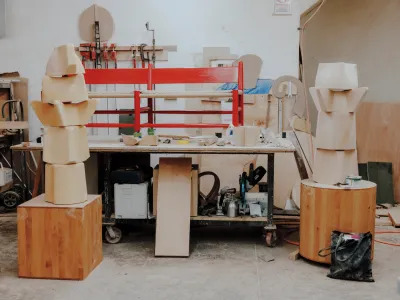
299, 179, 376, 264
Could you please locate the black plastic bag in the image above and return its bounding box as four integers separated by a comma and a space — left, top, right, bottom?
318, 231, 374, 282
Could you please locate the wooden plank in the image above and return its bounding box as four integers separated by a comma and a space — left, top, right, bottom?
155, 158, 192, 257
357, 102, 400, 203
388, 206, 400, 227
18, 194, 102, 279
0, 121, 29, 129
12, 141, 296, 154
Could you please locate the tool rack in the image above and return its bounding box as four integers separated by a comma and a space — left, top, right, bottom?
84, 62, 244, 131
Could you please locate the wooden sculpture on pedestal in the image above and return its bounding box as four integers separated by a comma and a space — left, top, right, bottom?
299, 63, 376, 264
18, 45, 102, 280
310, 62, 368, 184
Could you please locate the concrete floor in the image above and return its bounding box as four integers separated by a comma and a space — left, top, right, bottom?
1, 214, 400, 300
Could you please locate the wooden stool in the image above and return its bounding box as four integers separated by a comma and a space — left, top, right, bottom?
18, 194, 103, 280
299, 179, 376, 264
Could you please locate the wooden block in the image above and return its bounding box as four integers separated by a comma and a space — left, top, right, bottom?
300, 180, 376, 264
315, 62, 358, 90
45, 163, 87, 205
315, 111, 356, 150
42, 74, 88, 104
18, 194, 102, 280
388, 206, 400, 227
46, 44, 85, 77
155, 158, 192, 257
232, 126, 245, 146
139, 135, 158, 146
32, 99, 97, 126
288, 248, 300, 261
153, 164, 198, 217
244, 126, 261, 147
313, 149, 358, 184
310, 87, 367, 113
43, 126, 89, 164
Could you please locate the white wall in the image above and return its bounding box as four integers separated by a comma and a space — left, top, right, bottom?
0, 0, 316, 139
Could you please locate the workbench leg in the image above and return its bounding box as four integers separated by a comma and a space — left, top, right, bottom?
103, 153, 113, 221
265, 153, 277, 247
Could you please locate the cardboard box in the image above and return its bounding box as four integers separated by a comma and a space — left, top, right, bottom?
43, 126, 89, 164
45, 44, 85, 77
42, 74, 88, 104
18, 194, 102, 280
45, 163, 88, 204
315, 111, 356, 150
139, 135, 158, 146
32, 99, 97, 126
310, 87, 367, 113
313, 149, 358, 184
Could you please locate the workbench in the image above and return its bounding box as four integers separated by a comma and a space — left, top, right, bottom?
12, 139, 296, 246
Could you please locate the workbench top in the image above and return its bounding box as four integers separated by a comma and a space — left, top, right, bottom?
12, 140, 295, 154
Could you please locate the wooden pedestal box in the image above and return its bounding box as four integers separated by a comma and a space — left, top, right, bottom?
18, 194, 103, 280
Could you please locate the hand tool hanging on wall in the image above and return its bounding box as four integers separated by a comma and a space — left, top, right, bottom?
145, 22, 156, 66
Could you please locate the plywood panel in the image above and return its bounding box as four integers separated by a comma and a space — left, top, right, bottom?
18, 194, 102, 279
153, 165, 198, 217
155, 158, 192, 257
356, 101, 400, 203
300, 180, 376, 264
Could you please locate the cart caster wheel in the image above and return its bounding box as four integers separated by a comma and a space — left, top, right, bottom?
104, 226, 122, 244
265, 231, 277, 247
2, 191, 21, 209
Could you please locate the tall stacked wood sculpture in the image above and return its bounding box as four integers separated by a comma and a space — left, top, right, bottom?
299, 63, 376, 264
310, 63, 368, 184
32, 44, 97, 204
18, 44, 102, 280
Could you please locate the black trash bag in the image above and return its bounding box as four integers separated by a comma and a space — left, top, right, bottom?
318, 231, 374, 282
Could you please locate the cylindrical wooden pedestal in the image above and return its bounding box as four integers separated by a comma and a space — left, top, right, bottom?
299, 179, 376, 264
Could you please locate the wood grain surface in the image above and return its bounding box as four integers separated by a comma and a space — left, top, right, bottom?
18, 194, 102, 280
357, 101, 400, 203
299, 180, 376, 264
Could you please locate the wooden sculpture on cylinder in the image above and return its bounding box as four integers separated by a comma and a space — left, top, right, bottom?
299, 63, 376, 264
310, 62, 367, 184
32, 44, 98, 204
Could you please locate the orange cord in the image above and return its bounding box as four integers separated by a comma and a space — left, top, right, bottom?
283, 231, 400, 247
374, 231, 400, 247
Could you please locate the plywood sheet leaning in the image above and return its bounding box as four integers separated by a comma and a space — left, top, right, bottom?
45, 163, 88, 204
31, 99, 97, 126
315, 111, 356, 150
357, 101, 400, 203
153, 164, 198, 217
388, 206, 400, 227
46, 44, 85, 76
233, 54, 262, 89
18, 194, 102, 279
155, 158, 192, 257
42, 74, 88, 104
313, 149, 358, 184
43, 126, 89, 164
